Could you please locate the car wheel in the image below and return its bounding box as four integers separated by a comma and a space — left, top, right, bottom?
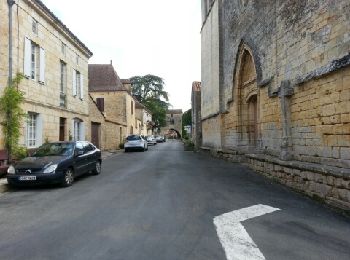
62, 168, 74, 187
92, 161, 101, 175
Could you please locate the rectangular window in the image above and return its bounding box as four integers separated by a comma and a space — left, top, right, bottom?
32, 19, 38, 34
96, 98, 104, 112
76, 71, 81, 98
131, 100, 134, 115
60, 61, 67, 107
31, 44, 37, 80
60, 61, 67, 94
27, 113, 37, 148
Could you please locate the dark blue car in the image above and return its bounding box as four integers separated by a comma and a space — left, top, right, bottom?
7, 141, 102, 187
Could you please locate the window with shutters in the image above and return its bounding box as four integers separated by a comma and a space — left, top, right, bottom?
96, 98, 104, 112
24, 38, 45, 83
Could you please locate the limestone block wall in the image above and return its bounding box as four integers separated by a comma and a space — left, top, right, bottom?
201, 0, 220, 119
290, 67, 350, 168
124, 94, 136, 136
89, 92, 127, 125
202, 117, 221, 149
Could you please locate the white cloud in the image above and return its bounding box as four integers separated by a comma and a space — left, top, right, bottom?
42, 0, 201, 111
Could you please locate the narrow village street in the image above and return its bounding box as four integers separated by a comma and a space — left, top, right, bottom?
0, 140, 349, 260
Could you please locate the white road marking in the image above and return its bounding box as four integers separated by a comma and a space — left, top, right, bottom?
214, 204, 280, 260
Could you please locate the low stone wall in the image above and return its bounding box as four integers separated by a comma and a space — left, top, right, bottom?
202, 148, 350, 212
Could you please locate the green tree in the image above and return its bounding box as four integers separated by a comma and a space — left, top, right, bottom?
130, 74, 170, 129
130, 74, 168, 103
182, 109, 192, 139
0, 74, 25, 161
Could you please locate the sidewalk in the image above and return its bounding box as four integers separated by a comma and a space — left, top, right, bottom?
0, 150, 122, 194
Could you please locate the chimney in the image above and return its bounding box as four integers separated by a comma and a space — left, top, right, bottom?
110, 60, 112, 65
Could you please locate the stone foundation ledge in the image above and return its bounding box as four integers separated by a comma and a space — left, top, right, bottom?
201, 148, 350, 212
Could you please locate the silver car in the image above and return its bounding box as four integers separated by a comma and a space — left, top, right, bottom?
146, 135, 157, 146
124, 135, 148, 152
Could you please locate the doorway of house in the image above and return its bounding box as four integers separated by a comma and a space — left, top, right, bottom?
91, 122, 101, 148
59, 117, 66, 141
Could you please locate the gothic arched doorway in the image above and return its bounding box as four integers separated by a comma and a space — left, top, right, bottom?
236, 46, 260, 149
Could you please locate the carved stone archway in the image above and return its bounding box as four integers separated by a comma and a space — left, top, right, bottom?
235, 45, 260, 149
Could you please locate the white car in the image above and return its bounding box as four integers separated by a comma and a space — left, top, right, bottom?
124, 135, 148, 152
146, 136, 157, 146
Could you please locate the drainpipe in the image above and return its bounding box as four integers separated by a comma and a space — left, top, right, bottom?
8, 0, 15, 85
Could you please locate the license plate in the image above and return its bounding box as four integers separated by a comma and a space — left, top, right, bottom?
19, 176, 36, 181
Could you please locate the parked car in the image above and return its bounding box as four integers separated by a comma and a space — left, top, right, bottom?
155, 135, 165, 143
124, 135, 148, 152
6, 141, 102, 187
146, 135, 157, 146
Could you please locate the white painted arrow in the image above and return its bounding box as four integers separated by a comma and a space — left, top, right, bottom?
214, 204, 280, 260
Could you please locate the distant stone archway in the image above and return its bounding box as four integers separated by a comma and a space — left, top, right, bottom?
235, 45, 260, 148
167, 128, 181, 139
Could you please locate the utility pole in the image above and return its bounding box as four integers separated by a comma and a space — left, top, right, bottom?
8, 0, 15, 85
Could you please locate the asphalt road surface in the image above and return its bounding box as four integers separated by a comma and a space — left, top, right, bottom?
0, 140, 349, 260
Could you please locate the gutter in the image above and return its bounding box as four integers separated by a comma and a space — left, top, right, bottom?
8, 0, 15, 85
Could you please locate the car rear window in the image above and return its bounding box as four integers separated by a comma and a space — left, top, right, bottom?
126, 135, 141, 141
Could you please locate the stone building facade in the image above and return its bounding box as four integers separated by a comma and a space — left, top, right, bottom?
201, 0, 350, 210
0, 0, 92, 149
191, 82, 202, 149
88, 64, 135, 147
135, 101, 153, 136
161, 109, 183, 138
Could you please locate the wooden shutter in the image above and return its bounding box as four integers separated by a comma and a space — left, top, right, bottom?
72, 70, 77, 96
71, 119, 75, 140
79, 122, 85, 141
39, 48, 45, 83
36, 114, 43, 146
24, 37, 31, 77
96, 98, 104, 112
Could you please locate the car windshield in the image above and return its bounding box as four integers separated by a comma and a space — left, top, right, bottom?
33, 143, 74, 157
126, 135, 141, 141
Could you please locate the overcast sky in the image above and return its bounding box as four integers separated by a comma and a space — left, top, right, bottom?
42, 0, 201, 111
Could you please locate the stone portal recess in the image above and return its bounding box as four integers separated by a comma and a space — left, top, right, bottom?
237, 47, 259, 149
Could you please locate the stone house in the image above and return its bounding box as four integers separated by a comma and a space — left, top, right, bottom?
135, 101, 153, 136
88, 94, 124, 150
0, 0, 92, 150
88, 64, 136, 146
200, 0, 350, 209
161, 109, 183, 138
